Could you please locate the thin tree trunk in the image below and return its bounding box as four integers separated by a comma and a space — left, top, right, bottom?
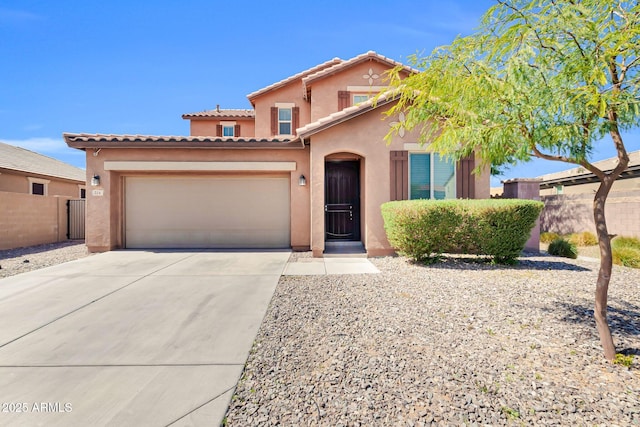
593, 178, 616, 361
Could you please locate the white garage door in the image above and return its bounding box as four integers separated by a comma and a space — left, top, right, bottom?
125, 176, 290, 249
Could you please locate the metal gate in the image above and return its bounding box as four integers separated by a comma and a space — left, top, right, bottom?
67, 199, 86, 240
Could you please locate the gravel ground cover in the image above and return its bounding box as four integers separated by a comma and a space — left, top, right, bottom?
0, 241, 92, 279
225, 254, 640, 426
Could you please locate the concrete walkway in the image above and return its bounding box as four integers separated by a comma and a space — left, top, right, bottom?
283, 257, 380, 275
0, 250, 289, 427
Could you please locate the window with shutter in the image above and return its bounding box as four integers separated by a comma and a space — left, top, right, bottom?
271, 107, 278, 135
390, 151, 408, 200
234, 124, 241, 137
216, 124, 222, 137
292, 107, 299, 136
455, 153, 475, 198
409, 153, 456, 199
338, 91, 351, 110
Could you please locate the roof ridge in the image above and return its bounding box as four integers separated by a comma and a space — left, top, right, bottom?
246, 57, 343, 101
302, 51, 417, 87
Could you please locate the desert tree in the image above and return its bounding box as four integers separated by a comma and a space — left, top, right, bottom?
384, 0, 639, 360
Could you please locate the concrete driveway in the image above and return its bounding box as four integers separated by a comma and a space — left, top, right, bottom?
0, 250, 289, 426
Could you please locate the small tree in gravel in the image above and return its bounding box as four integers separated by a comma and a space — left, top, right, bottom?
383, 0, 639, 361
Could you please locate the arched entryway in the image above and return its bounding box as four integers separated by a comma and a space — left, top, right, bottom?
324, 153, 365, 254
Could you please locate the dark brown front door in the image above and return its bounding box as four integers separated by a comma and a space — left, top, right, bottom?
325, 160, 360, 241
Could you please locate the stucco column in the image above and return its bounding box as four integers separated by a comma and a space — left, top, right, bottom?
502, 178, 542, 253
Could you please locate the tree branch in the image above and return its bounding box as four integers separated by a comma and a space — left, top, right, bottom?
565, 31, 586, 58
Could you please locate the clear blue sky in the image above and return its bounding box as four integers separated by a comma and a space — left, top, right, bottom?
1, 0, 638, 187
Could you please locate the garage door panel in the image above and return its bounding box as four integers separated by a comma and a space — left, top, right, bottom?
125, 177, 290, 249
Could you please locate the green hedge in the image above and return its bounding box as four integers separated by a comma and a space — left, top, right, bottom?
381, 199, 543, 264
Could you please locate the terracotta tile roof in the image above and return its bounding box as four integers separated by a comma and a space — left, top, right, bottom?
302, 51, 418, 90
246, 57, 343, 102
63, 133, 302, 149
296, 90, 400, 139
182, 109, 255, 119
0, 141, 85, 182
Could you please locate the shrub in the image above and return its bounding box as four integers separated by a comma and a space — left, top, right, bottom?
381, 199, 543, 264
547, 238, 578, 259
611, 237, 640, 268
540, 232, 561, 244
567, 231, 598, 246
612, 236, 640, 250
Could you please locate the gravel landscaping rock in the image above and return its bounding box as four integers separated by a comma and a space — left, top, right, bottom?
0, 241, 92, 278
225, 253, 640, 426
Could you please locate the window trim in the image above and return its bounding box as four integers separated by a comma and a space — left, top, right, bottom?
221, 123, 235, 137
408, 152, 457, 200
28, 177, 50, 196
352, 94, 370, 105
277, 107, 293, 136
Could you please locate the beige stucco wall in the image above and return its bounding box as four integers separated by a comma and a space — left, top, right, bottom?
309, 61, 388, 122
252, 82, 310, 138
308, 105, 491, 257
309, 107, 415, 257
83, 147, 311, 252
0, 191, 72, 250
0, 168, 84, 197
189, 118, 256, 137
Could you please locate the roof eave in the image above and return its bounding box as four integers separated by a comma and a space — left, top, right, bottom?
297, 95, 398, 140
64, 134, 304, 150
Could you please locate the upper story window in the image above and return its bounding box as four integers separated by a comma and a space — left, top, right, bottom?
222, 125, 235, 137
271, 103, 298, 136
353, 94, 371, 104
216, 121, 239, 137
409, 153, 456, 200
278, 108, 292, 135
28, 177, 50, 196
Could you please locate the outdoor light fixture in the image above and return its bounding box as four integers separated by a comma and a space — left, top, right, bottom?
298, 174, 307, 186
91, 175, 100, 186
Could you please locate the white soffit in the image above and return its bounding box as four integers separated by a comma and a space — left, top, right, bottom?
104, 161, 297, 171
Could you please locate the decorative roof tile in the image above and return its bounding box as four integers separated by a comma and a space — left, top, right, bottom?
63, 133, 302, 149
182, 109, 255, 119
0, 141, 85, 182
296, 90, 400, 138
246, 57, 343, 102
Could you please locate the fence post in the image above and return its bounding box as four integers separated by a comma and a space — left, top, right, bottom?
502, 178, 542, 253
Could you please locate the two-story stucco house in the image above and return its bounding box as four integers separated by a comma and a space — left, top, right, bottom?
64, 51, 490, 256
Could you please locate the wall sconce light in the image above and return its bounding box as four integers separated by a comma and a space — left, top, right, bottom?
91, 175, 100, 186
298, 174, 307, 186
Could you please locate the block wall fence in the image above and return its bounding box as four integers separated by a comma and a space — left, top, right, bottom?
0, 191, 74, 250
540, 190, 640, 239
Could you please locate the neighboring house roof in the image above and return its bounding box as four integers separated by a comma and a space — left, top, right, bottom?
302, 51, 417, 92
64, 133, 303, 149
0, 141, 85, 182
246, 57, 343, 103
538, 150, 640, 188
296, 90, 400, 139
182, 108, 255, 119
